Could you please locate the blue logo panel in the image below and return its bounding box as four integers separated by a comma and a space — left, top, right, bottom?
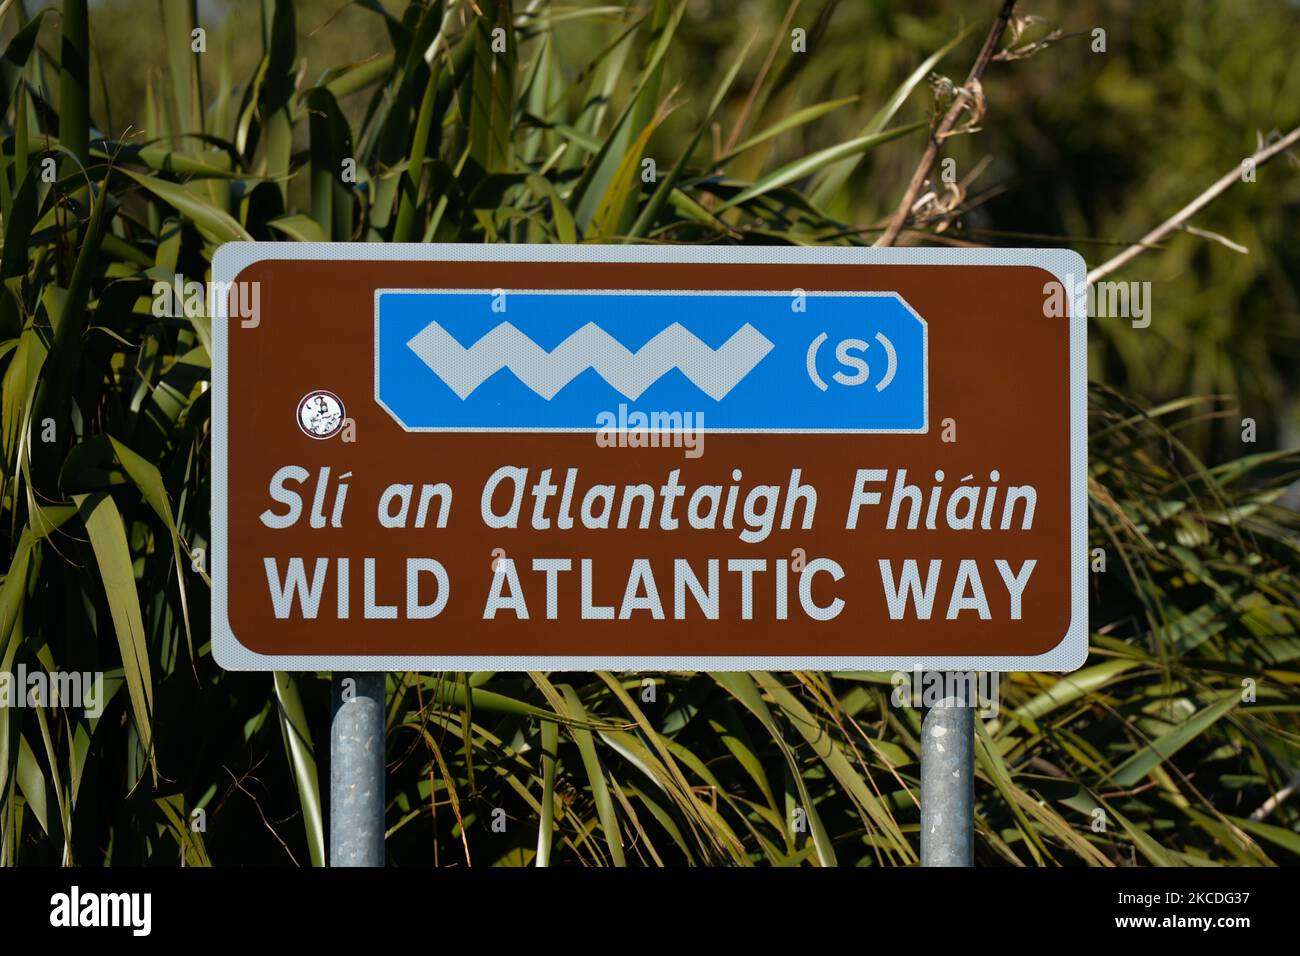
375, 290, 926, 432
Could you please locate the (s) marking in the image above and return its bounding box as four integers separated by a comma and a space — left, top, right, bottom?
875, 332, 897, 391
806, 332, 829, 392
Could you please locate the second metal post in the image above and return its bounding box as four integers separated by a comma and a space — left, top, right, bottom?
920, 672, 975, 866
330, 672, 387, 867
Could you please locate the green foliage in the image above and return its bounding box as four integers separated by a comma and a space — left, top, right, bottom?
0, 0, 1296, 865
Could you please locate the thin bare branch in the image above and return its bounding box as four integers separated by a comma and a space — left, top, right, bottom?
1182, 224, 1249, 256
1088, 124, 1300, 283
1250, 767, 1300, 822
875, 0, 1018, 247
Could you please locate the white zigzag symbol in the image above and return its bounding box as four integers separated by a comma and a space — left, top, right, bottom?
406, 321, 775, 401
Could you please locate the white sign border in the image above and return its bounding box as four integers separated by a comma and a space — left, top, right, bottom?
212, 243, 1088, 673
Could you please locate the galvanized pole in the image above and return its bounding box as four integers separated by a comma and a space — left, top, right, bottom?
330, 672, 386, 866
920, 672, 975, 866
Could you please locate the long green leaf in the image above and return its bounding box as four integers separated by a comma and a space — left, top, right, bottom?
74, 492, 154, 782
122, 169, 252, 242
1108, 692, 1242, 788
273, 673, 325, 867
59, 0, 90, 163
719, 122, 926, 210
558, 685, 625, 866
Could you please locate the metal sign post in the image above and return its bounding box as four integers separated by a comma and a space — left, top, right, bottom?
920, 673, 975, 867
329, 672, 386, 867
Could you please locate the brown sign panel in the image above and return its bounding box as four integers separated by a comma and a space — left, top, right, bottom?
212, 245, 1087, 671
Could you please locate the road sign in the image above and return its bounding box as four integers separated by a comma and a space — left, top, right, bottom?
212, 245, 1087, 672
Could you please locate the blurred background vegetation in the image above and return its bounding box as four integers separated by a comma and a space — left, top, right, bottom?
0, 0, 1297, 866
82, 0, 1300, 455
